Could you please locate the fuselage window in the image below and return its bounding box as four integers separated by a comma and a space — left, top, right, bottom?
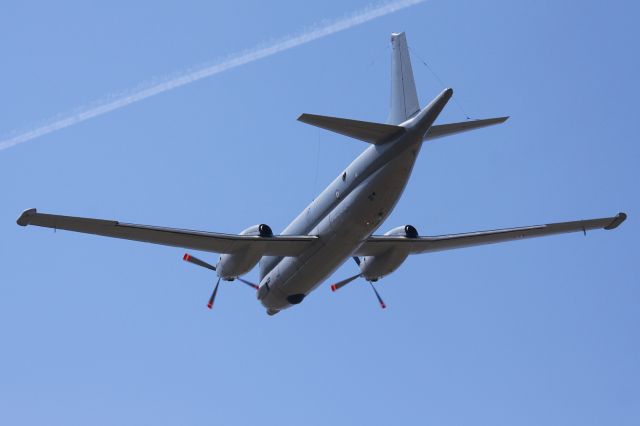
342, 172, 347, 182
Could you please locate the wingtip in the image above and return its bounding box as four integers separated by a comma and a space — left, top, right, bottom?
604, 212, 627, 230
17, 208, 37, 226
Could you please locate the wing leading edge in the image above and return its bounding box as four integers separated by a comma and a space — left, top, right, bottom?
17, 209, 317, 256
355, 213, 627, 257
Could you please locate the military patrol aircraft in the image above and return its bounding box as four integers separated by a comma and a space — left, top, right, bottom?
17, 33, 626, 315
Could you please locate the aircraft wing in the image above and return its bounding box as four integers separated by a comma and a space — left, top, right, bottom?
16, 209, 317, 256
354, 213, 626, 256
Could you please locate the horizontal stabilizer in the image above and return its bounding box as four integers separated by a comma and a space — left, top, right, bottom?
298, 113, 405, 145
425, 116, 509, 141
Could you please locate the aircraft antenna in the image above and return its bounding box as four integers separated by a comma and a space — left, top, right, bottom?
409, 47, 472, 120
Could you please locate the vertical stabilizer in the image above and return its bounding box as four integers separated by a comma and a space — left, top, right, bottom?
387, 32, 420, 124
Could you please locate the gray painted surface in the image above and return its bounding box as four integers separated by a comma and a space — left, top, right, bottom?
16, 32, 626, 315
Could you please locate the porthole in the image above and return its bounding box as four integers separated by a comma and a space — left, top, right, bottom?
342, 172, 347, 181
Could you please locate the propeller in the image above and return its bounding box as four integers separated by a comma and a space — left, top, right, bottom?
208, 278, 221, 309
183, 253, 216, 271
236, 277, 259, 290
330, 273, 362, 292
183, 252, 259, 309
367, 281, 386, 310
329, 257, 386, 309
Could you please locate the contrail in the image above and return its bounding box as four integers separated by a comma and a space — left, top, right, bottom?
0, 0, 426, 151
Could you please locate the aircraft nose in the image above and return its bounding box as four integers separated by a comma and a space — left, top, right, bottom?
259, 285, 291, 311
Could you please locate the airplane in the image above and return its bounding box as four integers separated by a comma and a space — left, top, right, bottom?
17, 32, 626, 315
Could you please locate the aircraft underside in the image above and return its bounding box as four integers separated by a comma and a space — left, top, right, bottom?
259, 142, 422, 313
16, 32, 626, 315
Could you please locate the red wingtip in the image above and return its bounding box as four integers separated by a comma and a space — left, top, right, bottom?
183, 253, 190, 261
207, 303, 213, 309
330, 284, 337, 292
380, 303, 386, 309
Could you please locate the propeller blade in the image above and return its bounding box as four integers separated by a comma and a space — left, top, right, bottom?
183, 253, 216, 271
237, 277, 259, 290
207, 277, 221, 309
330, 273, 361, 292
367, 281, 386, 309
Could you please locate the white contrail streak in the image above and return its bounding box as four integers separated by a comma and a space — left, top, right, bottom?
0, 0, 426, 151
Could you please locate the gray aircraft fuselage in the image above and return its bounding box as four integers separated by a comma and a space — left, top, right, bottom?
254, 88, 453, 314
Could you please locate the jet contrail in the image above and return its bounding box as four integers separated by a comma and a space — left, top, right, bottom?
0, 0, 426, 151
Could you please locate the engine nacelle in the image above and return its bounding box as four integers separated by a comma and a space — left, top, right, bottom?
359, 225, 418, 281
216, 224, 273, 279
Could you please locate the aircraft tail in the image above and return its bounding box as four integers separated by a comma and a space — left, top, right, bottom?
298, 33, 509, 144
387, 32, 420, 125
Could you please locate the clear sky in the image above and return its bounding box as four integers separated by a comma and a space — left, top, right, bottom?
1, 1, 638, 425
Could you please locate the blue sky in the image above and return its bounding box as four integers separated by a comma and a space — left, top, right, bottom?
1, 1, 638, 425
